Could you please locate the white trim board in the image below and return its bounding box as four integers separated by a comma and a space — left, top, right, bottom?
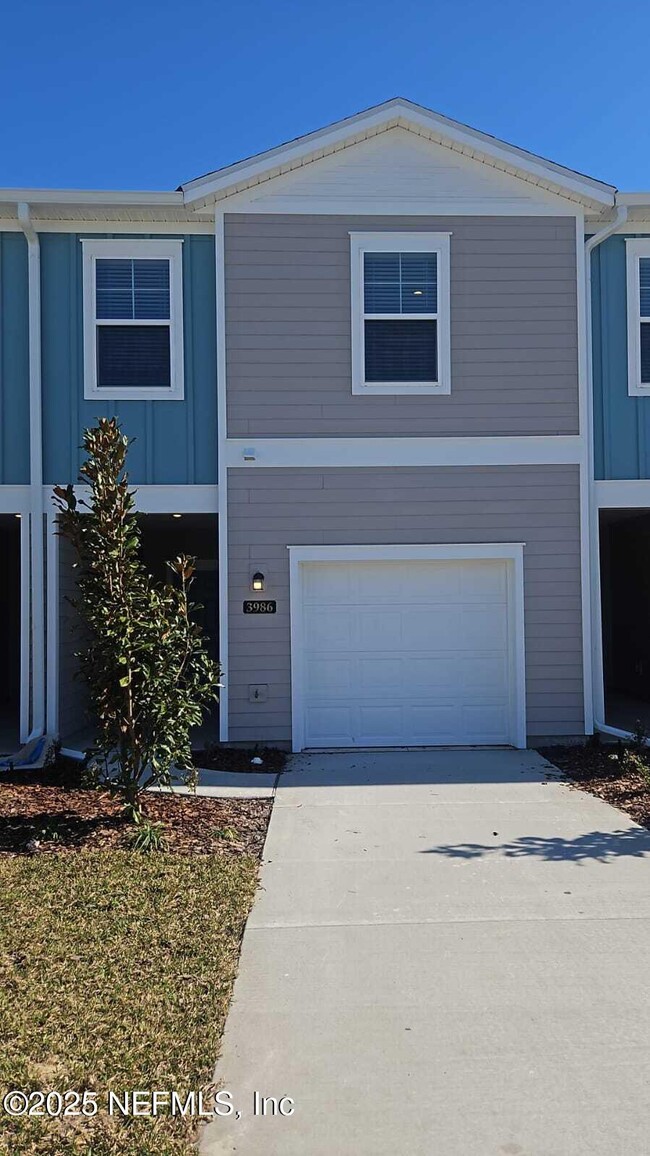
215, 208, 230, 742
575, 214, 594, 734
288, 542, 527, 753
44, 484, 219, 513
212, 195, 587, 216
0, 487, 30, 513
225, 435, 582, 469
595, 480, 650, 507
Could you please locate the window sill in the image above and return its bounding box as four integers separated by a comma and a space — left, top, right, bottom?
83, 387, 185, 402
352, 381, 451, 396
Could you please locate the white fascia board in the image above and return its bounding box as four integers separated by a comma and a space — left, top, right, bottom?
225, 435, 582, 469
397, 106, 614, 206
181, 99, 615, 210
0, 189, 183, 206
0, 219, 214, 235
618, 193, 650, 207
595, 480, 650, 508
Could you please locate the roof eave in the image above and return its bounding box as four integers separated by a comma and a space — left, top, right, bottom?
180, 98, 616, 211
0, 188, 183, 206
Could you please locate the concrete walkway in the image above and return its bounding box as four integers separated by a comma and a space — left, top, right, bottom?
201, 750, 650, 1156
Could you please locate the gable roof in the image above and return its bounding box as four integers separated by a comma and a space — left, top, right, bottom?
180, 97, 616, 211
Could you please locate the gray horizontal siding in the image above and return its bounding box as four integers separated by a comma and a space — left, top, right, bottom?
226, 464, 583, 743
225, 214, 579, 438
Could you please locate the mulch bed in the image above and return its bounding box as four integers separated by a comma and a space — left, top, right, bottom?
0, 757, 272, 857
540, 741, 650, 830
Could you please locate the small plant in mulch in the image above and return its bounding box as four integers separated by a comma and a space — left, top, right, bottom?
128, 813, 168, 853
212, 825, 238, 843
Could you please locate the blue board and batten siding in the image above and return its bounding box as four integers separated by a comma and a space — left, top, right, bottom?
0, 233, 30, 484
40, 234, 218, 485
592, 234, 650, 480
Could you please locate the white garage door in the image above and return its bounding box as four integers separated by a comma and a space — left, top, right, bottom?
299, 559, 516, 748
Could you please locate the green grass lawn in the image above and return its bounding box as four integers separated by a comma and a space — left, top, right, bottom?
0, 851, 259, 1155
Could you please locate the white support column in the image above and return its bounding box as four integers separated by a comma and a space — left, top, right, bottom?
46, 508, 59, 736
17, 203, 46, 739
575, 214, 594, 734
19, 512, 30, 743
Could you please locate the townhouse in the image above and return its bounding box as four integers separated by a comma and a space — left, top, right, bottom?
0, 98, 645, 752
590, 197, 650, 734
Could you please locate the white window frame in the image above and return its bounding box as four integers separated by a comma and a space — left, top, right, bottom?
350, 231, 451, 396
81, 238, 184, 401
626, 238, 650, 397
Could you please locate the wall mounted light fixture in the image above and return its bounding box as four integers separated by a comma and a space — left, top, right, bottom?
251, 571, 265, 592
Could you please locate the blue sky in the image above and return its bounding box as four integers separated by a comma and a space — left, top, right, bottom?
2, 0, 650, 191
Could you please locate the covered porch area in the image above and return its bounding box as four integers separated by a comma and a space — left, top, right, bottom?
600, 507, 650, 736
58, 512, 220, 752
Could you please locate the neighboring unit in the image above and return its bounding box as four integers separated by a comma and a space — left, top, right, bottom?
1, 97, 643, 751
590, 195, 650, 735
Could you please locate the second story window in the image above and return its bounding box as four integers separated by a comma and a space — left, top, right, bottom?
82, 239, 184, 400
350, 232, 451, 395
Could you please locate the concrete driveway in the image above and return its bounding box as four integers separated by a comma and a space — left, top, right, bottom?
201, 749, 650, 1156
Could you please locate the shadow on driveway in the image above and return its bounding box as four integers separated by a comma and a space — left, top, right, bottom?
421, 825, 650, 864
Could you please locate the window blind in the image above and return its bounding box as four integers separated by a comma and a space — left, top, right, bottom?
363, 251, 438, 382
640, 259, 650, 383
96, 326, 171, 390
365, 319, 437, 382
96, 259, 171, 320
364, 252, 437, 314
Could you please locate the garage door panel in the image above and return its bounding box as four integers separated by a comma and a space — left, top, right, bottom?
460, 561, 508, 601
358, 610, 403, 649
304, 611, 355, 650
303, 564, 354, 602
400, 607, 463, 649
407, 704, 470, 744
458, 606, 509, 649
393, 564, 460, 601
401, 655, 461, 692
461, 703, 510, 742
357, 706, 405, 744
298, 558, 517, 748
461, 655, 509, 691
305, 705, 354, 746
307, 658, 354, 696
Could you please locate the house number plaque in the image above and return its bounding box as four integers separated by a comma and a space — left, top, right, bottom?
243, 600, 277, 614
